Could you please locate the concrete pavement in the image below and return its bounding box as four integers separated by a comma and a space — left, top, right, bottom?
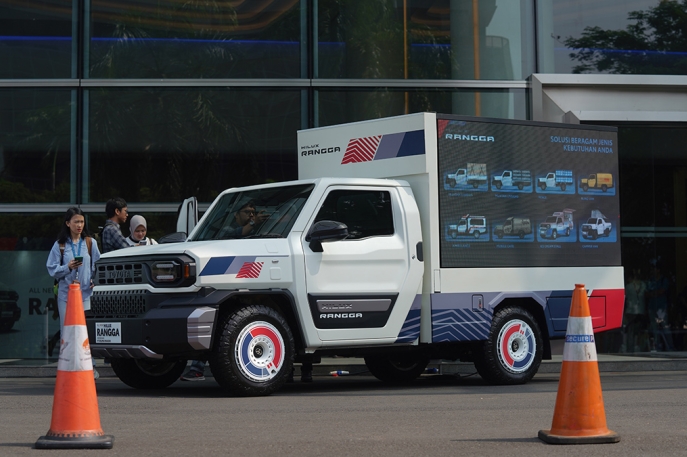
1, 352, 686, 379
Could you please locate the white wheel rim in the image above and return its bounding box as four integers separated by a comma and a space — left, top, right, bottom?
235, 321, 285, 383
497, 319, 536, 374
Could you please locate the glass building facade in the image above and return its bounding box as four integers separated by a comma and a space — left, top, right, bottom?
1, 0, 686, 359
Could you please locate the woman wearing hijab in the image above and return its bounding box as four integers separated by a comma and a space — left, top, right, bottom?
125, 215, 158, 246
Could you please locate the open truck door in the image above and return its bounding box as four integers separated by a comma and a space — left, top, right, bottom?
158, 196, 199, 244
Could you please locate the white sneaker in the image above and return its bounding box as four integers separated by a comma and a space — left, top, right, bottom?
93, 369, 100, 380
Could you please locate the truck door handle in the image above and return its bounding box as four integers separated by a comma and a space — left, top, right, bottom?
416, 242, 423, 262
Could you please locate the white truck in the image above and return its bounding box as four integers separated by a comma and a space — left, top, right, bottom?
539, 209, 575, 240
492, 170, 531, 190
538, 170, 573, 191
445, 163, 487, 188
87, 113, 624, 397
581, 210, 612, 240
447, 215, 488, 239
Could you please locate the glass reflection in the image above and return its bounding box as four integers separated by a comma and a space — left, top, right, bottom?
0, 89, 73, 203
317, 0, 534, 80
541, 0, 686, 75
317, 88, 527, 127
0, 0, 73, 79
89, 0, 302, 78
87, 88, 301, 203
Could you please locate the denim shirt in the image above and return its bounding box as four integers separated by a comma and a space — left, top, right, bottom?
46, 237, 101, 305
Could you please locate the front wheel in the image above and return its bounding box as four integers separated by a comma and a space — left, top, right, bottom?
364, 353, 430, 384
210, 305, 294, 397
111, 358, 187, 389
473, 306, 543, 385
552, 230, 557, 240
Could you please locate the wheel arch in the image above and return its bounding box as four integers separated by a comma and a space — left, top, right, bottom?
216, 289, 305, 353
491, 297, 552, 360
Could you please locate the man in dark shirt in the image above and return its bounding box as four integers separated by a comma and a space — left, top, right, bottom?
102, 197, 129, 253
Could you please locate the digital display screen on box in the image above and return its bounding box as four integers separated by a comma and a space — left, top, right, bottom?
437, 116, 621, 268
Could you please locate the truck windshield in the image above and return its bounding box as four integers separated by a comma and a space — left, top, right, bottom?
190, 184, 315, 241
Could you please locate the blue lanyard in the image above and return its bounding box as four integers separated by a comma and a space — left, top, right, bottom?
68, 238, 83, 258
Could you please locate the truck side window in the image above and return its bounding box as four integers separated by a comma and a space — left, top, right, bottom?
314, 190, 394, 240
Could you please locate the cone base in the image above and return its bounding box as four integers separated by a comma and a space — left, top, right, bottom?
35, 434, 114, 449
538, 429, 620, 445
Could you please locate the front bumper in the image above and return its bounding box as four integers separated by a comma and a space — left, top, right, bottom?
86, 289, 225, 359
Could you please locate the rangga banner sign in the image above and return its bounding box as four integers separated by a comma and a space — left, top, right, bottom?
0, 251, 61, 359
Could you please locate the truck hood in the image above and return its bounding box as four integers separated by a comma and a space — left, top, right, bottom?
100, 238, 294, 289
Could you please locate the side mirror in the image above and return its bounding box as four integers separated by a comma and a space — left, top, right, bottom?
158, 232, 187, 244
306, 220, 348, 252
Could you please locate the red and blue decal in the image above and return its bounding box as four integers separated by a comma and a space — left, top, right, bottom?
200, 256, 263, 277
341, 130, 425, 164
498, 320, 536, 373
237, 322, 285, 382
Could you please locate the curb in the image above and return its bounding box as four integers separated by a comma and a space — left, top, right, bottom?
2, 358, 686, 379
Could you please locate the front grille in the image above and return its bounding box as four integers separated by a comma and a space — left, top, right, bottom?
92, 290, 147, 317
96, 263, 146, 285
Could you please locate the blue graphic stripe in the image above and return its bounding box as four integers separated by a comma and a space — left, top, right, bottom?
395, 309, 421, 343
432, 309, 492, 342
200, 256, 236, 276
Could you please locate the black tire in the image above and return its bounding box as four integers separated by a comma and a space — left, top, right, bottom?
446, 177, 456, 188
592, 231, 598, 240
364, 353, 429, 384
605, 227, 611, 236
560, 183, 566, 191
450, 231, 457, 239
473, 306, 543, 385
111, 358, 187, 389
0, 321, 14, 332
552, 230, 557, 240
472, 182, 479, 189
602, 185, 608, 192
496, 232, 503, 239
565, 228, 570, 237
517, 183, 524, 190
474, 230, 481, 239
582, 184, 589, 192
210, 305, 294, 397
518, 231, 525, 239
495, 182, 502, 189
539, 183, 546, 191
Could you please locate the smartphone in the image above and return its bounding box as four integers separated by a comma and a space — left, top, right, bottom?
74, 256, 83, 264
139, 240, 147, 245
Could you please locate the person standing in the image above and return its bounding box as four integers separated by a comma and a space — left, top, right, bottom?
46, 207, 101, 378
102, 197, 130, 253
125, 215, 158, 247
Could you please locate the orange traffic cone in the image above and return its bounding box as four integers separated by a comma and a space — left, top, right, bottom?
538, 284, 620, 444
36, 283, 114, 449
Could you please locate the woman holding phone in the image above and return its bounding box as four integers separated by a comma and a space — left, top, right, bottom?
46, 207, 101, 334
125, 215, 158, 247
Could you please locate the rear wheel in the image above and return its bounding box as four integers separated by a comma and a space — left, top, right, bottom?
560, 183, 566, 191
210, 305, 294, 397
473, 306, 543, 385
552, 230, 557, 240
365, 353, 430, 384
111, 358, 187, 389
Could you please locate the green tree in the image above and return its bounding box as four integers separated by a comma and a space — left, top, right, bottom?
565, 0, 687, 74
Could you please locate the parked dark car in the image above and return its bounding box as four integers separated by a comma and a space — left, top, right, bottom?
0, 282, 21, 332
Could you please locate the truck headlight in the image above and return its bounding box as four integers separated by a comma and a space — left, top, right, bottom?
151, 260, 196, 283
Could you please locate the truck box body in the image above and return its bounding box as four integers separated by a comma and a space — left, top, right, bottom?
86, 113, 624, 396
298, 114, 623, 343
